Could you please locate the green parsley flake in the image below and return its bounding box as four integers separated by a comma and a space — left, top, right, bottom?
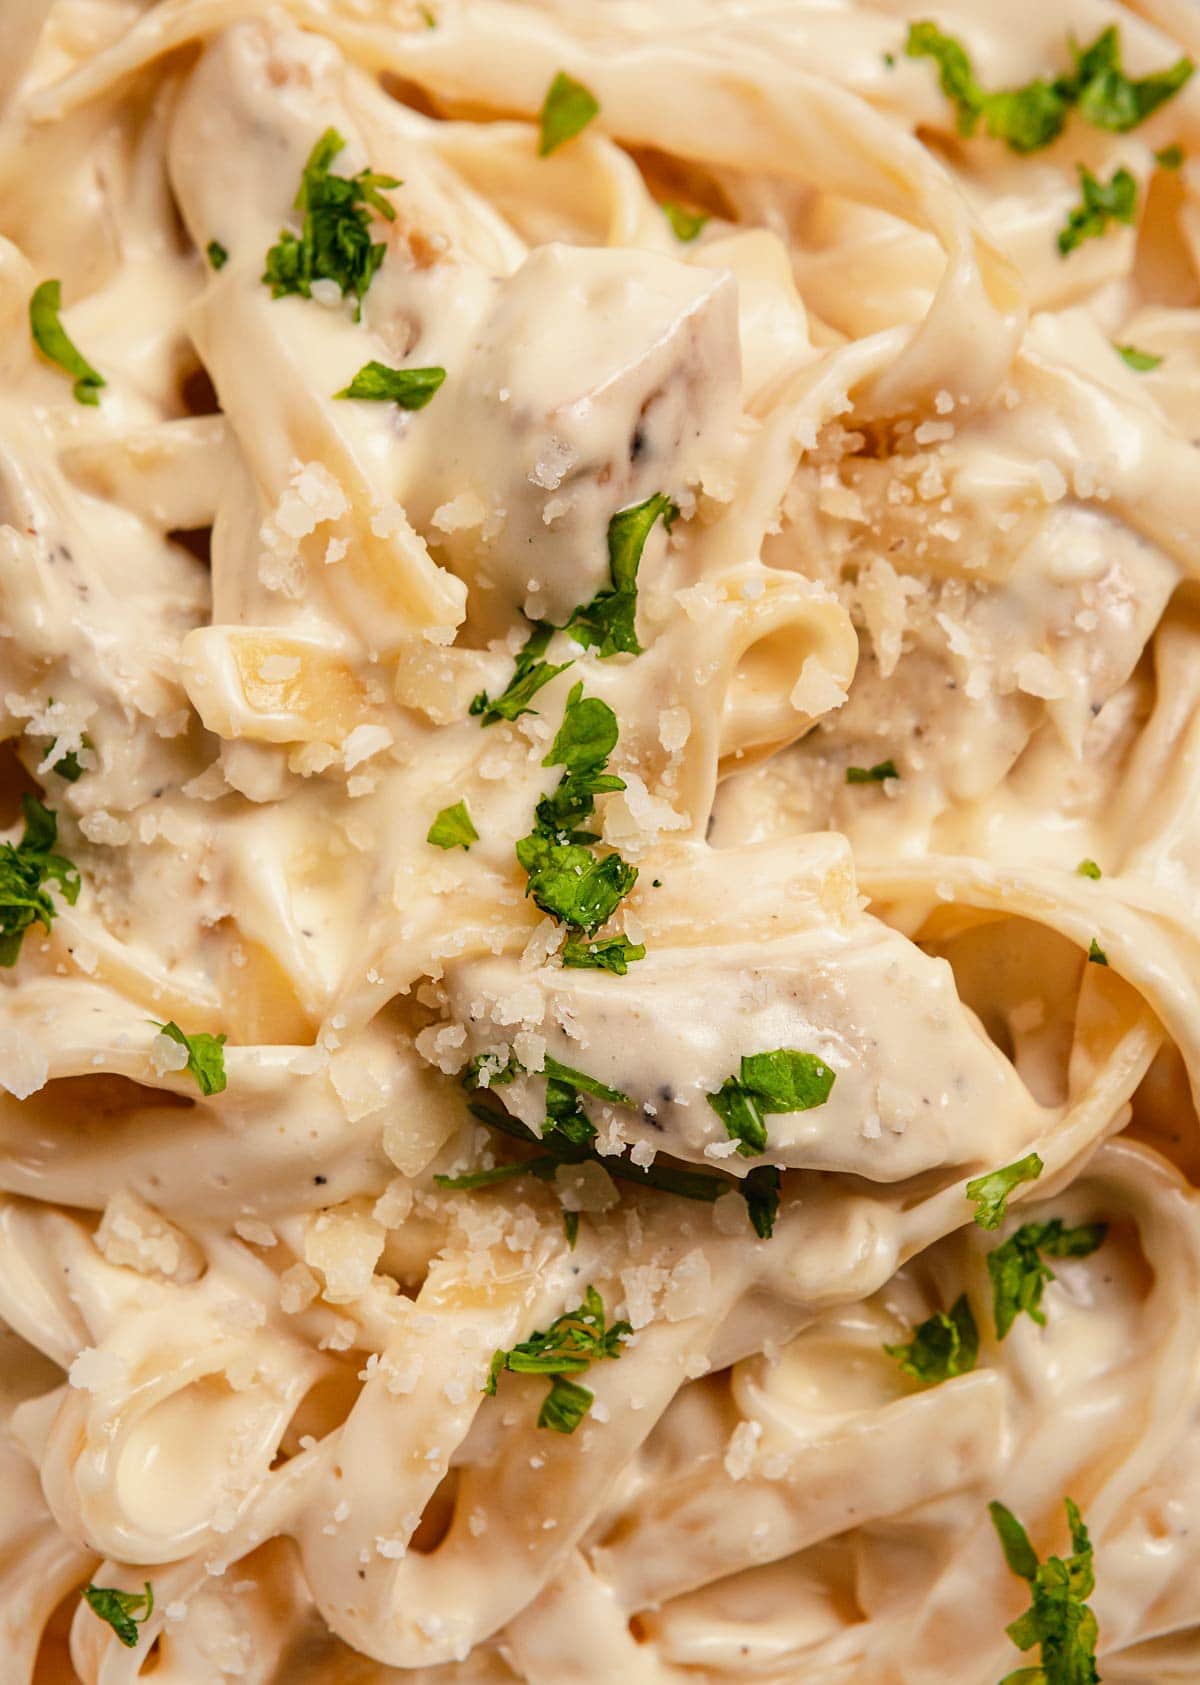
434, 1159, 544, 1191
662, 200, 710, 242
846, 759, 899, 784
966, 1151, 1044, 1230
1156, 143, 1185, 169
152, 1020, 228, 1096
1087, 938, 1109, 966
486, 1286, 630, 1432
262, 128, 399, 320
561, 935, 646, 974
470, 621, 570, 727
708, 1048, 836, 1158
206, 240, 229, 270
515, 682, 639, 938
988, 1218, 1108, 1339
29, 280, 105, 405
0, 794, 80, 966
884, 1292, 978, 1383
1058, 165, 1138, 256
82, 1582, 154, 1649
906, 21, 1193, 154
1114, 343, 1162, 372
454, 1056, 780, 1236
538, 71, 600, 157
1071, 27, 1193, 132
1076, 858, 1102, 878
564, 494, 677, 658
563, 1210, 580, 1248
427, 800, 478, 851
335, 362, 446, 407
542, 1054, 631, 1107
989, 1497, 1100, 1684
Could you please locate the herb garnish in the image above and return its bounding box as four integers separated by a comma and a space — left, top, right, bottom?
1058, 165, 1138, 256
846, 759, 899, 784
470, 621, 570, 727
1087, 938, 1109, 966
486, 1286, 630, 1432
206, 240, 228, 270
562, 935, 646, 974
662, 201, 710, 242
538, 71, 600, 156
1076, 858, 1102, 878
1156, 143, 1185, 169
82, 1582, 154, 1648
442, 1062, 782, 1236
966, 1152, 1044, 1230
884, 1292, 978, 1383
1114, 344, 1162, 371
262, 128, 399, 319
988, 1218, 1108, 1338
907, 21, 1192, 153
335, 362, 446, 407
470, 495, 675, 724
151, 1020, 227, 1096
0, 794, 80, 966
427, 800, 478, 851
989, 1498, 1100, 1683
708, 1048, 836, 1157
564, 494, 676, 658
515, 683, 639, 938
29, 280, 105, 404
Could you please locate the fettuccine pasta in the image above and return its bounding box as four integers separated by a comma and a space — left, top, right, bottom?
3, 1, 1200, 1680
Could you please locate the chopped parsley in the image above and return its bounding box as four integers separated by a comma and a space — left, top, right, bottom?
434, 1159, 542, 1190
151, 1020, 227, 1096
52, 745, 85, 782
708, 1048, 836, 1157
82, 1582, 153, 1648
1114, 343, 1162, 372
262, 128, 399, 319
1058, 165, 1138, 256
1156, 143, 1185, 169
29, 280, 105, 405
1087, 938, 1109, 966
0, 794, 80, 966
470, 493, 675, 724
907, 21, 1192, 153
564, 495, 677, 658
470, 621, 570, 727
538, 71, 599, 157
541, 1053, 631, 1146
427, 800, 478, 851
846, 759, 898, 784
563, 1210, 580, 1248
486, 1286, 630, 1432
1075, 858, 1102, 878
1070, 27, 1193, 132
988, 1218, 1108, 1339
515, 683, 638, 938
335, 361, 446, 407
561, 935, 646, 974
884, 1292, 978, 1383
966, 1151, 1044, 1230
449, 1064, 781, 1236
989, 1497, 1100, 1684
662, 201, 710, 242
206, 240, 228, 270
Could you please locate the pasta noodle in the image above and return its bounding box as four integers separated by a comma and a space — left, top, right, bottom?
3, 1, 1200, 1680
